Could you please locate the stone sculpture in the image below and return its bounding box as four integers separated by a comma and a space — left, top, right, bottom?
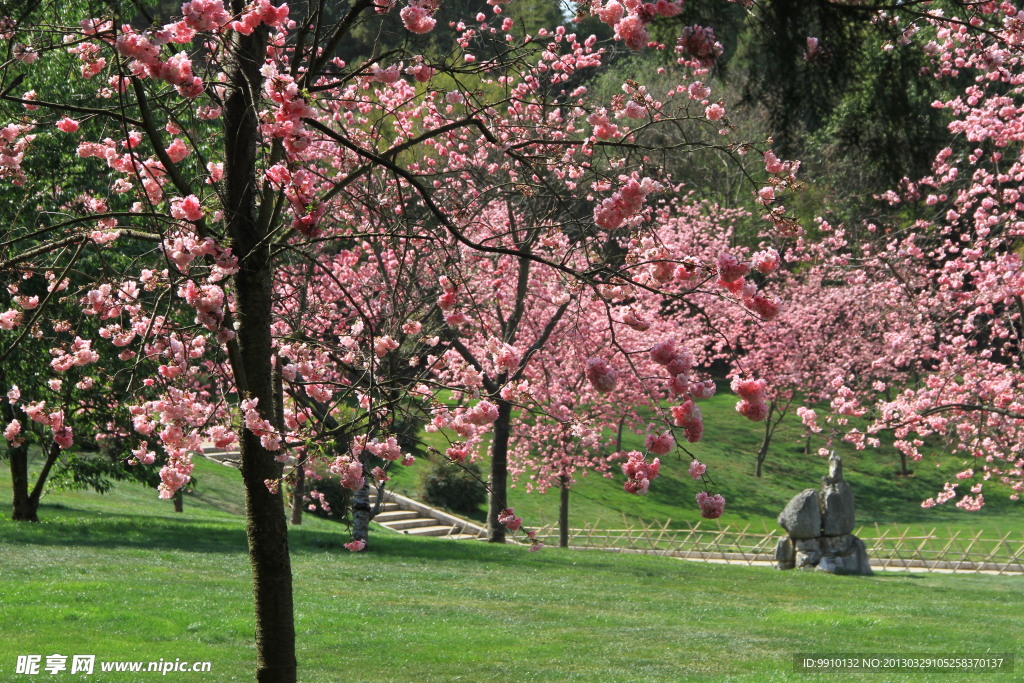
775, 454, 872, 575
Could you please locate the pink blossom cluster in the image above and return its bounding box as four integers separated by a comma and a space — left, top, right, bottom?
400, 1, 437, 34
688, 459, 705, 480
584, 357, 618, 393
497, 507, 522, 531
50, 337, 101, 372
592, 0, 682, 51
621, 450, 660, 494
230, 0, 289, 35
593, 176, 661, 230
330, 456, 365, 491
671, 399, 703, 442
677, 25, 723, 66
695, 491, 725, 518
644, 430, 673, 455
0, 123, 36, 187
732, 376, 768, 422
114, 27, 204, 98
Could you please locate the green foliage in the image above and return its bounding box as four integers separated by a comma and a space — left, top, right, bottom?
419, 460, 487, 514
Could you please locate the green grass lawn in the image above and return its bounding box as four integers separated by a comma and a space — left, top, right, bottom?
388, 389, 1024, 537
0, 460, 1020, 681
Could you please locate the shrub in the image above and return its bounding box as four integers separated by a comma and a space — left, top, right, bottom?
419, 461, 487, 514
304, 474, 352, 525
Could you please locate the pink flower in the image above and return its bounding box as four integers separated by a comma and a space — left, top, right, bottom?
671, 399, 702, 429
736, 399, 768, 422
650, 341, 676, 365
165, 138, 190, 162
764, 150, 784, 174
696, 491, 725, 519
3, 419, 21, 442
0, 310, 23, 330
751, 248, 780, 275
498, 507, 522, 531
615, 15, 649, 51
731, 377, 767, 403
56, 117, 80, 133
688, 459, 706, 480
744, 294, 781, 321
53, 425, 74, 449
585, 357, 618, 393
465, 400, 499, 425
622, 450, 660, 494
717, 253, 749, 283
645, 431, 674, 455
170, 195, 204, 222
344, 539, 367, 552
373, 335, 399, 358
705, 103, 725, 121
400, 5, 436, 34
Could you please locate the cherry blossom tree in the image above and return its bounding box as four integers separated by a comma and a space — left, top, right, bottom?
5, 0, 973, 678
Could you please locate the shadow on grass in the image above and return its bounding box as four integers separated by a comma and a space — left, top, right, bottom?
1, 506, 250, 554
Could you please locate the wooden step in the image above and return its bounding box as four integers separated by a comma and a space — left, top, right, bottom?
404, 525, 463, 537
374, 510, 418, 523
386, 517, 441, 530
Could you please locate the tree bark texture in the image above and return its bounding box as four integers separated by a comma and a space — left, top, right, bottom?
486, 398, 513, 543
223, 21, 296, 683
559, 475, 570, 548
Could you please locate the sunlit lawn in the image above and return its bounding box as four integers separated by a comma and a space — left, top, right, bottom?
1, 459, 1020, 681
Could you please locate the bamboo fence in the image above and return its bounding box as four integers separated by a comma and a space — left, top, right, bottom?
528, 518, 1024, 574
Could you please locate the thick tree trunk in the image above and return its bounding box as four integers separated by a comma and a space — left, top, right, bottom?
173, 490, 184, 513
9, 443, 37, 522
1, 365, 38, 522
351, 478, 372, 544
558, 474, 569, 549
487, 398, 513, 543
224, 22, 296, 683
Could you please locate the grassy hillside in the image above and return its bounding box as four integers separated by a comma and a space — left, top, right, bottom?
388, 390, 1024, 535
0, 463, 1020, 681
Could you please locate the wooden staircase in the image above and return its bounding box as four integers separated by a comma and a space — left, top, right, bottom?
200, 444, 486, 541
369, 489, 486, 540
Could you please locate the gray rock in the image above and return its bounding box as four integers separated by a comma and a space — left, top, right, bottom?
775, 537, 795, 570
794, 538, 821, 568
821, 481, 856, 536
823, 452, 845, 486
778, 489, 821, 539
817, 535, 873, 575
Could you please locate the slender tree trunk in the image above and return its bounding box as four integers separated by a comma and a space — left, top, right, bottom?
272, 356, 306, 526
558, 474, 570, 549
224, 22, 296, 682
899, 450, 910, 476
173, 489, 184, 513
487, 398, 512, 543
803, 433, 811, 456
289, 453, 306, 525
755, 401, 775, 478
